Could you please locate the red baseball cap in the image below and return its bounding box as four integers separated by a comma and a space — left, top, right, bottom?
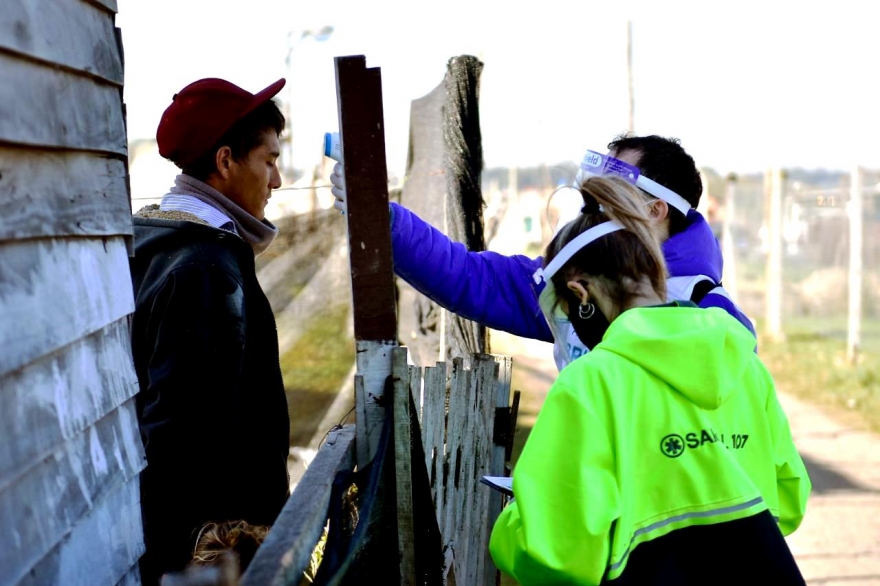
157, 77, 286, 168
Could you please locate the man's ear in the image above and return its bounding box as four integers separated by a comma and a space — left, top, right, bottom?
647, 199, 669, 222
215, 146, 234, 180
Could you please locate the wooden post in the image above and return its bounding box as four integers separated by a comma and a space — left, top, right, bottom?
334, 55, 398, 468
847, 165, 863, 364
626, 20, 634, 133
722, 173, 739, 302
397, 56, 487, 368
765, 168, 784, 341
508, 166, 518, 206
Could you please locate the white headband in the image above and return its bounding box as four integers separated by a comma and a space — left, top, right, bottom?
532, 220, 623, 285
635, 175, 691, 216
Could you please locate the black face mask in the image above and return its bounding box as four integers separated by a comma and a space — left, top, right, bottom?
567, 303, 611, 351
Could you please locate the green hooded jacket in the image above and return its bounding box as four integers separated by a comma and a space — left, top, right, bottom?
489, 306, 811, 585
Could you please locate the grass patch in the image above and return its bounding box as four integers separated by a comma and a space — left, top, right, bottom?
280, 306, 354, 445
280, 306, 354, 395
759, 333, 880, 433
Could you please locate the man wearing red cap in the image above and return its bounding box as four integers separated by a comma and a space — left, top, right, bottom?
129, 78, 290, 583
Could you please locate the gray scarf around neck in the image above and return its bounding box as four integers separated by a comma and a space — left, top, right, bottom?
171, 174, 278, 256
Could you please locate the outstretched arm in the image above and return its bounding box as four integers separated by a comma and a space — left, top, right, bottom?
331, 162, 552, 341
390, 202, 553, 342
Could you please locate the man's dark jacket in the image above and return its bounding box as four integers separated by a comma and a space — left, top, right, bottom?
129, 211, 290, 583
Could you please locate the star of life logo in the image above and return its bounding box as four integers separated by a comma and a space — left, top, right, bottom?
660, 429, 751, 458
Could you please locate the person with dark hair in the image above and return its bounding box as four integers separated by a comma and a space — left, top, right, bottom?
129, 78, 290, 584
489, 176, 810, 585
330, 134, 753, 370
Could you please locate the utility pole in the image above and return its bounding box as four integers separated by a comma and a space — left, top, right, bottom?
847, 165, 863, 364
697, 170, 711, 219
627, 20, 635, 133
722, 173, 739, 302
765, 168, 784, 341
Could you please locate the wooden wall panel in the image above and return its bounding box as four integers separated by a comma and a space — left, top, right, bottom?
0, 318, 138, 489
16, 476, 145, 586
0, 400, 145, 586
0, 236, 134, 379
0, 148, 131, 242
0, 53, 126, 154
0, 0, 123, 84
1, 0, 143, 583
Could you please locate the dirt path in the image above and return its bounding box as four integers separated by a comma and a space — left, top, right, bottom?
490, 330, 880, 586
780, 392, 880, 585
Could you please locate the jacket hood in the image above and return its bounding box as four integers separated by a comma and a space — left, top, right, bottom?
597, 306, 756, 410
663, 210, 722, 281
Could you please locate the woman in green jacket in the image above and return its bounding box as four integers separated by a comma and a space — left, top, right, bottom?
489, 176, 810, 585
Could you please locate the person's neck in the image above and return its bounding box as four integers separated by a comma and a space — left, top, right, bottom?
625, 292, 666, 310
622, 278, 665, 311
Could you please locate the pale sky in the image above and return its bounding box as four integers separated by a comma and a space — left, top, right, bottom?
118, 0, 880, 180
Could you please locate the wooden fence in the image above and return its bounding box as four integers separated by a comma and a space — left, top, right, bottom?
238, 348, 513, 586
420, 355, 513, 585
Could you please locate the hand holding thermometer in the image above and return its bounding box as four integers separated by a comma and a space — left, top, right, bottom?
324, 132, 346, 213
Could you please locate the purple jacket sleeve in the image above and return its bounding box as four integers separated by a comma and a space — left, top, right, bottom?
390, 202, 553, 342
699, 290, 757, 338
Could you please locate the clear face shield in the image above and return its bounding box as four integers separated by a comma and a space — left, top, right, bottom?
574, 150, 692, 216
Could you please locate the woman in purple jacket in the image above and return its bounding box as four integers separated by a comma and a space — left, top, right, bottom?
332, 134, 754, 370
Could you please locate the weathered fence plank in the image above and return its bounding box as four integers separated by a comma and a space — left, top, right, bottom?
16, 475, 144, 586
0, 148, 131, 242
0, 236, 134, 378
484, 355, 512, 585
441, 358, 468, 549
0, 0, 124, 84
424, 363, 447, 510
240, 425, 356, 586
408, 364, 422, 416
471, 356, 499, 585
0, 52, 126, 154
454, 356, 481, 584
352, 343, 395, 467
0, 400, 145, 586
0, 318, 138, 490
393, 348, 417, 585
